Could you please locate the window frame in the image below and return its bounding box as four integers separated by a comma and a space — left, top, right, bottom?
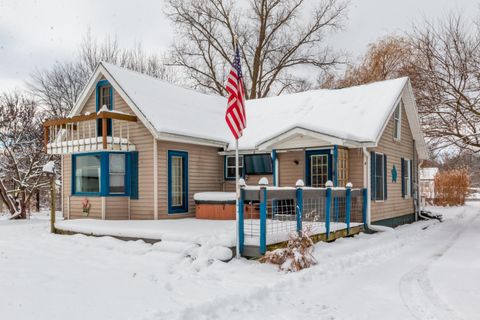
393, 101, 402, 141
224, 155, 244, 180
71, 151, 130, 197
305, 149, 333, 187
168, 150, 189, 214
404, 158, 411, 199
72, 154, 102, 196
96, 80, 114, 137
108, 153, 127, 195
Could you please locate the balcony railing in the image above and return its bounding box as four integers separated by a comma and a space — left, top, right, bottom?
43, 109, 138, 155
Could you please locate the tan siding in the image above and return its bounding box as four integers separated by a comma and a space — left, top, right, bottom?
111, 91, 155, 220
105, 197, 129, 220
278, 151, 305, 187
65, 85, 156, 220
348, 148, 364, 188
370, 89, 415, 222
157, 141, 224, 216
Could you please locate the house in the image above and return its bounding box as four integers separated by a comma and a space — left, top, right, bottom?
43, 62, 428, 228
420, 167, 439, 205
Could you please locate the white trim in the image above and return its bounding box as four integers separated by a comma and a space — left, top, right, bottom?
156, 132, 227, 148
101, 197, 106, 220
128, 197, 131, 220
153, 137, 159, 220
256, 127, 366, 151
61, 155, 64, 219
362, 147, 371, 225
393, 101, 402, 141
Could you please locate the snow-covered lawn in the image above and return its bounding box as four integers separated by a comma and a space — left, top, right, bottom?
1, 204, 479, 320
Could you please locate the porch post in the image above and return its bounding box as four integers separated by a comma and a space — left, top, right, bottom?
259, 181, 268, 255
295, 179, 304, 233
238, 179, 245, 255
325, 180, 333, 240
102, 117, 107, 150
345, 182, 352, 234
362, 188, 368, 228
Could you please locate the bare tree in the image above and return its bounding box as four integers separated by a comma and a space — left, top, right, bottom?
165, 0, 348, 99
0, 92, 52, 219
409, 14, 480, 154
29, 31, 175, 118
320, 36, 415, 89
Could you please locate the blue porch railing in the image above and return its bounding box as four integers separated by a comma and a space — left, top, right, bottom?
239, 179, 367, 255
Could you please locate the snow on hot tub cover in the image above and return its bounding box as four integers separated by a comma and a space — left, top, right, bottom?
194, 192, 236, 202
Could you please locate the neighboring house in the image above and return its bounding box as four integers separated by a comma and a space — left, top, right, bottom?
43, 62, 428, 227
420, 167, 439, 204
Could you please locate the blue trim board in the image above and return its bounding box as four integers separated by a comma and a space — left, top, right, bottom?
271, 149, 277, 186
96, 80, 113, 137
305, 149, 333, 187
71, 151, 135, 197
168, 150, 189, 214
333, 145, 338, 187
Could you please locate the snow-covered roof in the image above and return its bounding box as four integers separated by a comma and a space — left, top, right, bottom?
420, 167, 439, 180
70, 63, 427, 158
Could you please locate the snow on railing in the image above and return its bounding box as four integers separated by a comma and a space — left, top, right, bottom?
43, 109, 137, 154
239, 178, 367, 255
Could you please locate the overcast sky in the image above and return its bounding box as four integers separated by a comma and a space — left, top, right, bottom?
0, 0, 478, 91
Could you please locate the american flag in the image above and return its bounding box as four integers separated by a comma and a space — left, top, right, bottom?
225, 46, 246, 140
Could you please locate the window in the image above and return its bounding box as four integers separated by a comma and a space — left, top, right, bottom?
337, 148, 349, 187
168, 151, 188, 213
96, 80, 113, 136
375, 153, 385, 200
109, 154, 126, 194
72, 152, 138, 197
244, 154, 273, 175
310, 154, 329, 187
171, 156, 184, 207
75, 155, 101, 193
393, 102, 402, 140
403, 159, 412, 198
225, 155, 244, 179
99, 85, 112, 110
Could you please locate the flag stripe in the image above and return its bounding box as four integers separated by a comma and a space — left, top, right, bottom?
225, 45, 246, 140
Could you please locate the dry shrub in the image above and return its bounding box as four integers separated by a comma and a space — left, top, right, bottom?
434, 169, 470, 206
260, 228, 317, 272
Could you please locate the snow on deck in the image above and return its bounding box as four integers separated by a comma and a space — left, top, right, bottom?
55, 218, 361, 248
55, 218, 237, 247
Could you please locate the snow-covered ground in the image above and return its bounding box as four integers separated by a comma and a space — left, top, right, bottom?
1, 204, 479, 320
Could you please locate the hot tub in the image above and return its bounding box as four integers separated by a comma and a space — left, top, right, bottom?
194, 192, 237, 220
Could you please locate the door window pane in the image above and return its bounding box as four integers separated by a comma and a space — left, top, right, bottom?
171, 156, 183, 206
75, 155, 101, 193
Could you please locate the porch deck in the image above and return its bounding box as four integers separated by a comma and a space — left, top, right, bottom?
55, 218, 362, 258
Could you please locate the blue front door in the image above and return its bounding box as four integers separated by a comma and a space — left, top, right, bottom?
168, 151, 188, 213
305, 150, 333, 187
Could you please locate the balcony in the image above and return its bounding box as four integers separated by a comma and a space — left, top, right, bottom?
43, 108, 138, 155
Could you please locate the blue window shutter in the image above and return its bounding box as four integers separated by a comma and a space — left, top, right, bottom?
370, 151, 376, 200
383, 154, 388, 200
130, 151, 139, 199
401, 158, 405, 198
